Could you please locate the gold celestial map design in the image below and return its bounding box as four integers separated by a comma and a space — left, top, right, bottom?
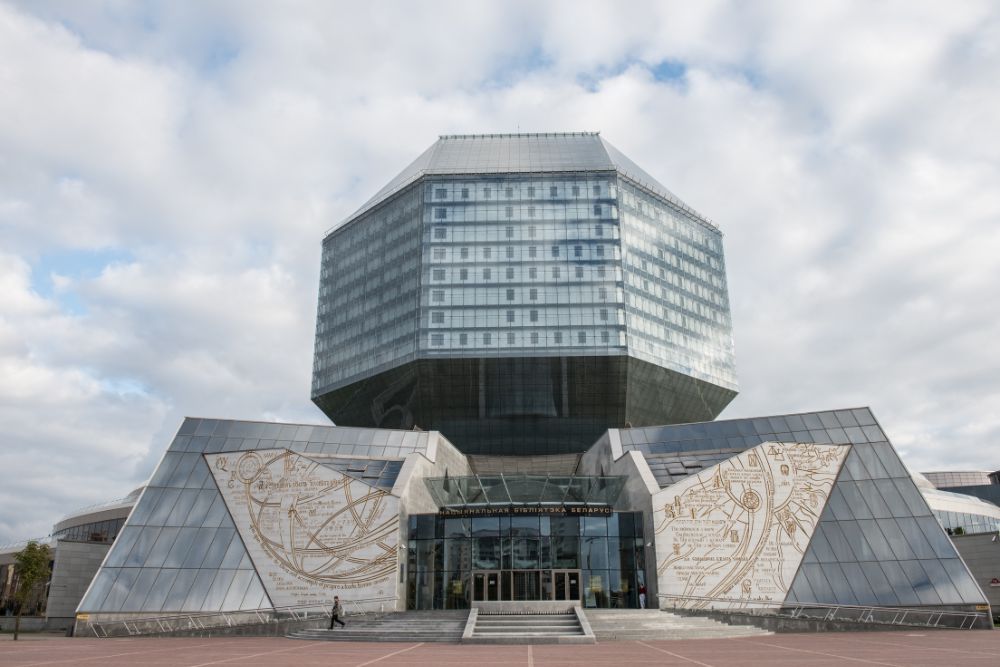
652, 442, 849, 609
205, 449, 398, 607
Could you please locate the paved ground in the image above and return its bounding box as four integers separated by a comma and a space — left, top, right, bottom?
0, 631, 997, 666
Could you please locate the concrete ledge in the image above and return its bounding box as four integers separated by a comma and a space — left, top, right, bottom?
574, 607, 595, 640
465, 634, 594, 644
476, 601, 580, 614
462, 609, 478, 640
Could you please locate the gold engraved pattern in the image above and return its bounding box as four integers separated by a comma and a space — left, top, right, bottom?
206, 449, 399, 608
652, 442, 849, 610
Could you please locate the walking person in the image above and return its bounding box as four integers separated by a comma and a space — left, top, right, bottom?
638, 584, 647, 609
329, 596, 346, 629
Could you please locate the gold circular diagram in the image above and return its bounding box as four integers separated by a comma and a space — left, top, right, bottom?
236, 452, 263, 483
742, 489, 761, 511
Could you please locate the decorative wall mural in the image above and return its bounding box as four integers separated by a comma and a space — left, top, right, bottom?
653, 442, 848, 609
205, 449, 398, 608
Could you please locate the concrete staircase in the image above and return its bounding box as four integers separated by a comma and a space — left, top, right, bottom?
584, 609, 772, 641
287, 611, 467, 643
464, 610, 594, 644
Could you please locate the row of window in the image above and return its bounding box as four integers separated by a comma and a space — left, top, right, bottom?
432, 265, 613, 282
432, 308, 618, 324
431, 287, 613, 302
428, 330, 621, 347
430, 243, 611, 260
431, 183, 609, 201
433, 204, 610, 220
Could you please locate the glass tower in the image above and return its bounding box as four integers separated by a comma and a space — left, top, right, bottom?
312, 133, 738, 454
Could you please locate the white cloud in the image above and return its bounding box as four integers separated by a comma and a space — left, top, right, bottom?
1, 0, 999, 541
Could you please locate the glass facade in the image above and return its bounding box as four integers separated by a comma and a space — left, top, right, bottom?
311, 133, 737, 454
618, 180, 735, 391
406, 512, 645, 610
312, 186, 424, 399
53, 517, 125, 544
78, 418, 423, 614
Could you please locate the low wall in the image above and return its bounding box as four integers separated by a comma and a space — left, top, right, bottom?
0, 617, 47, 632
670, 607, 995, 632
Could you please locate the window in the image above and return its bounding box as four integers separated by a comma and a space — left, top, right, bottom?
574, 245, 582, 257
554, 331, 563, 344
578, 331, 586, 343
593, 204, 601, 216
598, 287, 607, 300
551, 246, 560, 258
431, 312, 445, 324
506, 187, 513, 198
550, 186, 558, 197
483, 333, 492, 345
530, 332, 539, 344
459, 268, 469, 280
529, 288, 538, 300
528, 206, 535, 218
482, 268, 491, 280
601, 331, 610, 344
506, 310, 515, 323
596, 245, 604, 257
600, 308, 608, 321
506, 267, 514, 280
483, 247, 492, 259
460, 247, 469, 259
434, 226, 446, 239
527, 186, 535, 198
433, 248, 446, 260
506, 289, 515, 301
435, 188, 447, 199
432, 290, 445, 303
484, 187, 491, 199
431, 333, 444, 346
594, 225, 603, 237
575, 266, 583, 279
459, 333, 468, 345
528, 267, 537, 279
552, 267, 560, 279
529, 226, 536, 238
572, 185, 580, 197
505, 206, 513, 218
593, 184, 600, 196
432, 269, 445, 280
461, 187, 469, 199
506, 246, 514, 259
506, 226, 514, 238
597, 266, 606, 278
435, 208, 447, 220
529, 310, 538, 322
528, 246, 537, 258
507, 332, 515, 345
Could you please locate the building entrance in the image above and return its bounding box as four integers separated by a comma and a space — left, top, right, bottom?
472, 569, 582, 602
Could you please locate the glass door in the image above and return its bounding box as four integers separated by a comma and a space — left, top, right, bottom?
552, 569, 581, 601
473, 570, 502, 602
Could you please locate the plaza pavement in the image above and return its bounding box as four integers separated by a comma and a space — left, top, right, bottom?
0, 631, 998, 666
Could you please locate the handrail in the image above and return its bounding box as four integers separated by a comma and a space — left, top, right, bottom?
657, 593, 988, 630
83, 595, 399, 638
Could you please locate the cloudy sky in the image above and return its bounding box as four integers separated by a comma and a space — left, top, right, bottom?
1, 0, 999, 543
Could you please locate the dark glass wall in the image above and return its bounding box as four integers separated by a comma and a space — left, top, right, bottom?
406, 512, 646, 609
53, 517, 126, 544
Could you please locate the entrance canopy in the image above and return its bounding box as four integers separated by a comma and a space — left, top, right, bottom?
424, 475, 626, 508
